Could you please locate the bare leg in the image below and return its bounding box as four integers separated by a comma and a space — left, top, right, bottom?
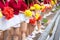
13, 36, 19, 40
0, 31, 4, 40
37, 21, 41, 31
21, 22, 27, 40
4, 28, 14, 40
26, 23, 30, 36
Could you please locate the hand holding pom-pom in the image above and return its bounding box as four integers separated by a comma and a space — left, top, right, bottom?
30, 6, 35, 11
37, 15, 42, 21
35, 13, 40, 20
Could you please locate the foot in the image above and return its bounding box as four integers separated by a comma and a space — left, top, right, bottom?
28, 34, 36, 38
38, 29, 44, 33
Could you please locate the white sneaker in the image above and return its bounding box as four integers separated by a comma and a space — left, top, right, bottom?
52, 8, 56, 11
38, 29, 44, 33
26, 37, 33, 40
32, 30, 39, 34
41, 25, 45, 29
28, 34, 36, 38
43, 15, 47, 18
34, 26, 38, 31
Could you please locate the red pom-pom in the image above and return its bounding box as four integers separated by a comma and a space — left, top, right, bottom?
3, 7, 14, 20
41, 8, 46, 12
37, 16, 42, 21
29, 17, 36, 25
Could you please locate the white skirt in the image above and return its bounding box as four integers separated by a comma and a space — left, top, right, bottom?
0, 13, 30, 31
13, 13, 30, 28
0, 17, 11, 31
19, 13, 29, 23
0, 15, 20, 31
8, 15, 20, 28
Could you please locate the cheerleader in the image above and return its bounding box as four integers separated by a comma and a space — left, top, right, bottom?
0, 1, 4, 39
30, 0, 43, 34
8, 0, 28, 40
0, 0, 11, 40
25, 0, 42, 37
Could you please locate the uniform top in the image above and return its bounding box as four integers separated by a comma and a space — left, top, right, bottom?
9, 0, 28, 15
44, 0, 51, 4
0, 0, 9, 10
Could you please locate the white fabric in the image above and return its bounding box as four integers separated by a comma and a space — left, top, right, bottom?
0, 17, 11, 31
52, 8, 56, 11
44, 4, 49, 6
6, 15, 20, 28
13, 24, 20, 28
0, 13, 30, 30
19, 13, 30, 23
19, 14, 26, 23
0, 14, 21, 30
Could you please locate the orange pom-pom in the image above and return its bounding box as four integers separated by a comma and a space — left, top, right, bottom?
3, 7, 14, 20
29, 17, 36, 25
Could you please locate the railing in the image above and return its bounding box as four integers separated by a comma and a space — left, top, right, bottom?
48, 15, 60, 40
38, 10, 60, 40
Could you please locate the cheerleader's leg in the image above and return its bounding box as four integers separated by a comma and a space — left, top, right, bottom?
13, 27, 20, 40
19, 27, 22, 40
26, 23, 30, 36
31, 25, 35, 34
27, 23, 32, 35
37, 21, 41, 31
27, 23, 30, 35
0, 31, 4, 40
21, 22, 27, 40
27, 23, 35, 36
4, 28, 14, 40
29, 24, 33, 35
12, 24, 21, 40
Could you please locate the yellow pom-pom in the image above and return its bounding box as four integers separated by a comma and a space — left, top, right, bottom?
30, 6, 35, 10
34, 4, 41, 10
35, 13, 40, 20
24, 10, 32, 17
0, 11, 3, 18
55, 0, 57, 4
51, 1, 55, 5
41, 5, 45, 9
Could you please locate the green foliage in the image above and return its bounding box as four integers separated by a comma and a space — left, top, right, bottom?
42, 18, 48, 23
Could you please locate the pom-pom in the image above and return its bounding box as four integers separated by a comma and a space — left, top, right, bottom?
35, 13, 40, 20
24, 10, 32, 17
29, 17, 36, 25
30, 6, 35, 10
3, 7, 14, 20
0, 10, 3, 18
34, 4, 41, 10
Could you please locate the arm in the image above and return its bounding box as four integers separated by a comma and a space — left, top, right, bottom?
35, 0, 41, 5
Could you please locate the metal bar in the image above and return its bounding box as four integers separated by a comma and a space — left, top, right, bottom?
38, 10, 60, 40
48, 15, 60, 40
